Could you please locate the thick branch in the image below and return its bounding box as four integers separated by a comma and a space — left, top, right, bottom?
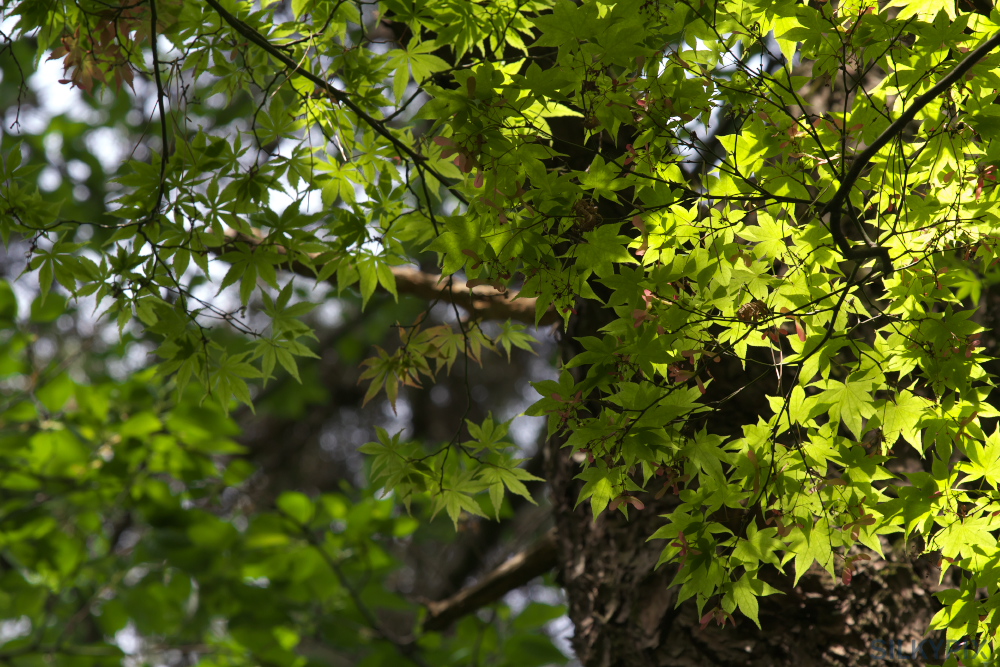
220, 229, 559, 325
390, 266, 558, 325
821, 29, 1000, 272
421, 527, 558, 632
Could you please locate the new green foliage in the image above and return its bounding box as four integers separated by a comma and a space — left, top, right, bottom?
4, 0, 1000, 662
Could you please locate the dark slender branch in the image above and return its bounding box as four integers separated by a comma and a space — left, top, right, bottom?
837, 29, 1000, 199
421, 527, 558, 632
0, 644, 124, 660
202, 0, 456, 194
0, 27, 29, 130
148, 0, 169, 219
820, 29, 1000, 273
431, 448, 548, 600
282, 512, 429, 667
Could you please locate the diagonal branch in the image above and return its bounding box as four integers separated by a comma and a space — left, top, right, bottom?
836, 30, 1000, 198
220, 229, 559, 325
820, 29, 1000, 273
421, 527, 558, 632
203, 0, 456, 192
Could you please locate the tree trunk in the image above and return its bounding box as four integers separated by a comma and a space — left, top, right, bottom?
548, 455, 946, 666
547, 301, 945, 666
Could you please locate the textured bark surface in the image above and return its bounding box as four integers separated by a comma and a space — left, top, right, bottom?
546, 301, 946, 667
546, 444, 945, 667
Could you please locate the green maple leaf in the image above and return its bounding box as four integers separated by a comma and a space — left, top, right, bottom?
575, 464, 617, 519
814, 376, 877, 439
573, 225, 636, 279
885, 0, 955, 21
877, 389, 930, 453
957, 427, 1000, 488
936, 516, 995, 561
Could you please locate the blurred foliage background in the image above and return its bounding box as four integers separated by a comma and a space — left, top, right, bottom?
0, 19, 569, 667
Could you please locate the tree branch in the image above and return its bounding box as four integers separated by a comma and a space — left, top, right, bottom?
220, 229, 559, 325
422, 447, 549, 602
836, 29, 1000, 199
203, 0, 456, 194
148, 0, 169, 219
820, 29, 1000, 273
421, 527, 558, 632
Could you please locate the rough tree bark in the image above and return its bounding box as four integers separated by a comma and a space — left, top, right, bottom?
547, 466, 943, 666
545, 298, 945, 665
